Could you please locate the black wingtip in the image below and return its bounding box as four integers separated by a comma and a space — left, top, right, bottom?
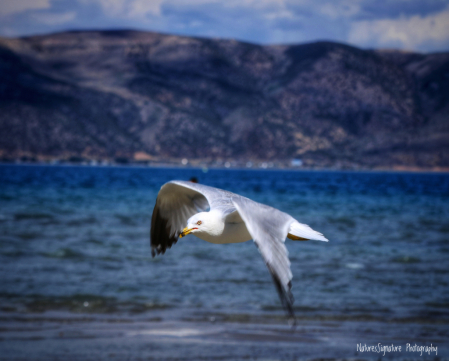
288, 316, 297, 331
150, 199, 178, 257
267, 264, 296, 325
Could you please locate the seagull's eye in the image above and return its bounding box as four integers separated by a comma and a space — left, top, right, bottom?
197, 221, 202, 225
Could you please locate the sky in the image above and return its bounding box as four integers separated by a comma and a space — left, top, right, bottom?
1, 0, 449, 52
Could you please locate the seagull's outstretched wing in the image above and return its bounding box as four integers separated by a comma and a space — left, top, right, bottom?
150, 181, 233, 257
232, 196, 296, 323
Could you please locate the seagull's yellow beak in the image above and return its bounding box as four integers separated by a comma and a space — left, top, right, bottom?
179, 227, 194, 238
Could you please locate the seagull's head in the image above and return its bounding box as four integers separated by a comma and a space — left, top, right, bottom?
179, 211, 224, 238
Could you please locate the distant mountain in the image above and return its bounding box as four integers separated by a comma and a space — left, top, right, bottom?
0, 30, 448, 169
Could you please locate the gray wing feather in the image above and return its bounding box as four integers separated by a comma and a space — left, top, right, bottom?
150, 181, 236, 257
232, 196, 296, 323
169, 181, 238, 216
151, 181, 209, 257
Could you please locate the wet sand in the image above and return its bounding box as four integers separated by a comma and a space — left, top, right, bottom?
0, 311, 447, 360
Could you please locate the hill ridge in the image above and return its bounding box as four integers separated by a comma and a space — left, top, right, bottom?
0, 30, 448, 169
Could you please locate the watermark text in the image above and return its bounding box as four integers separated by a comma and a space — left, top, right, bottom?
357, 343, 437, 356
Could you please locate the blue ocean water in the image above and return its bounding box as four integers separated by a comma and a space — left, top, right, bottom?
1, 164, 448, 325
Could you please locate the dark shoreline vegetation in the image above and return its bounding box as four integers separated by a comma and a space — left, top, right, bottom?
1, 165, 448, 359
1, 161, 449, 173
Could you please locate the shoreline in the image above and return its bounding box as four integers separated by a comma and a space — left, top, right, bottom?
1, 161, 448, 174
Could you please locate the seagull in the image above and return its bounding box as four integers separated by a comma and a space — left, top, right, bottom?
150, 180, 328, 324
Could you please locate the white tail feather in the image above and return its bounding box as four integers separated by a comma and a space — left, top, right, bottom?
288, 221, 328, 242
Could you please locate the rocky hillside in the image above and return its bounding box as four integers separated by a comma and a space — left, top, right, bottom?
0, 30, 448, 169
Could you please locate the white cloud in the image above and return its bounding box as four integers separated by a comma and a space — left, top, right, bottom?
320, 0, 361, 19
0, 0, 50, 16
349, 5, 449, 50
264, 9, 294, 20
129, 0, 164, 17
88, 0, 164, 18
223, 0, 285, 9
32, 11, 77, 25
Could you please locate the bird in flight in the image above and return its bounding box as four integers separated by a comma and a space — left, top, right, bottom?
150, 180, 328, 324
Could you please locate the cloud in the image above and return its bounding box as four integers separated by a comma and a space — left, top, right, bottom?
357, 0, 449, 20
0, 0, 50, 16
349, 5, 449, 51
32, 11, 76, 25
319, 0, 361, 19
80, 0, 164, 18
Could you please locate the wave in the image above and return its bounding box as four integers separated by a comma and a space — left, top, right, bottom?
0, 293, 173, 314
40, 248, 85, 259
